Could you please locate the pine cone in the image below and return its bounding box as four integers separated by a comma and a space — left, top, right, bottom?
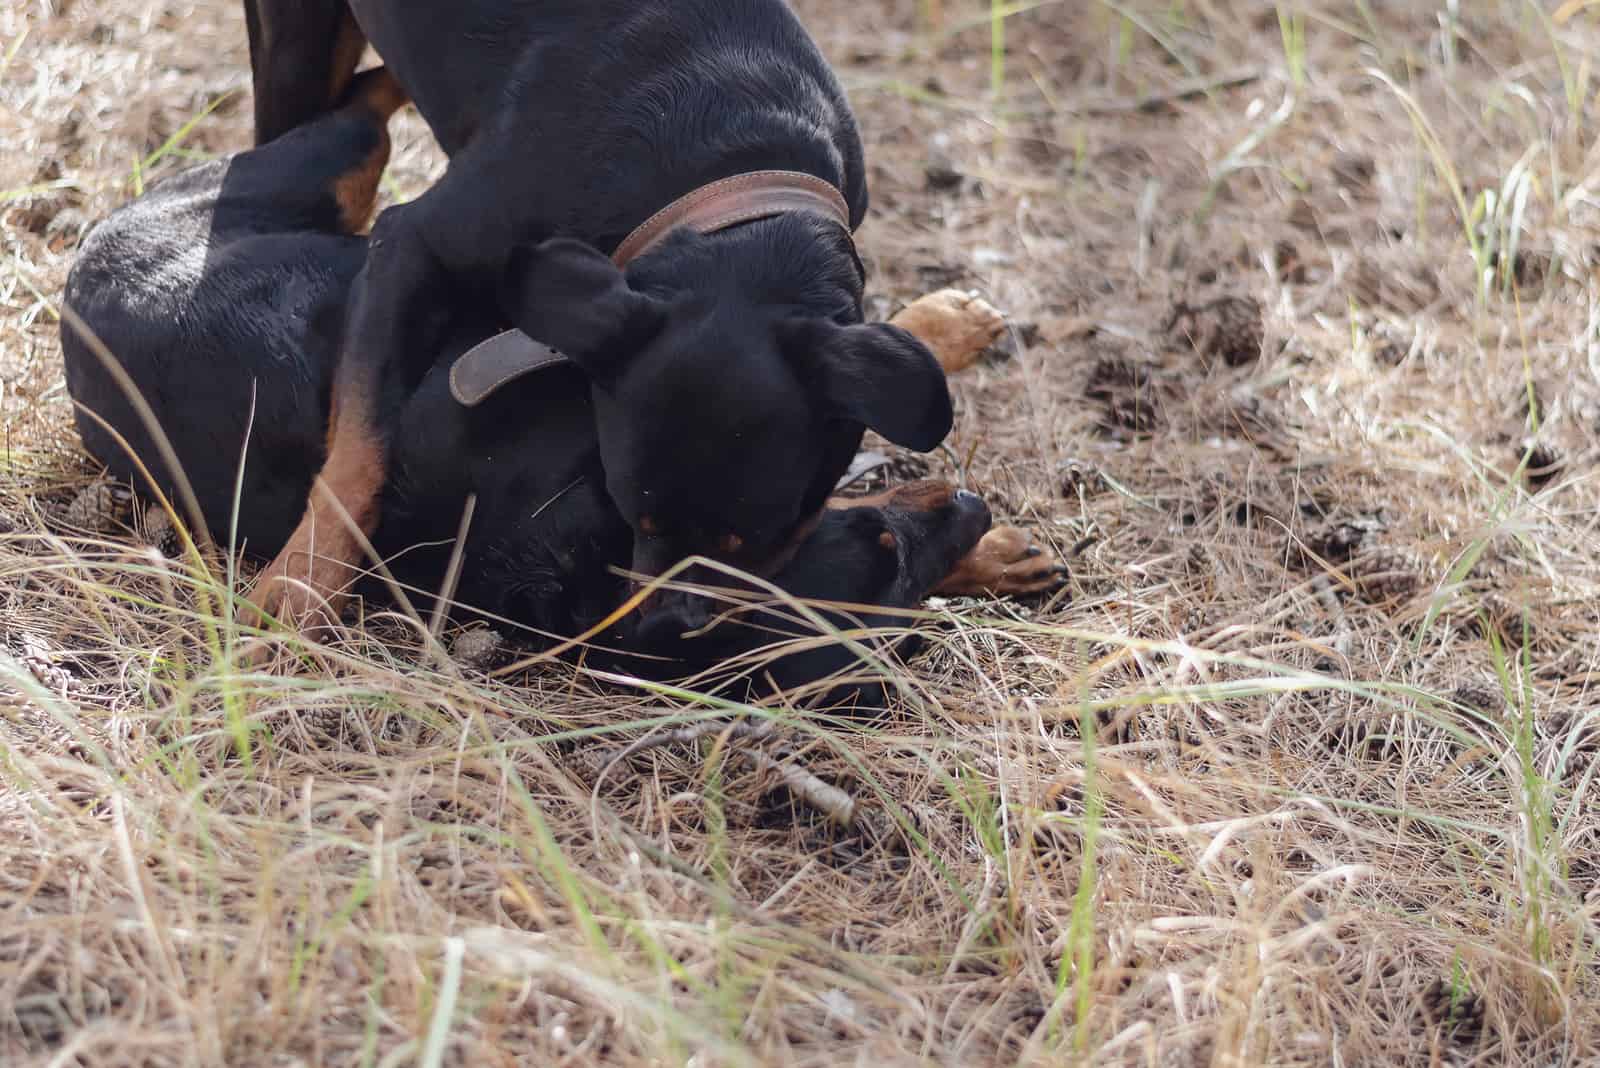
12, 632, 75, 695
1165, 295, 1263, 367
1086, 356, 1161, 433
61, 482, 129, 533
1300, 521, 1373, 565
1523, 441, 1564, 491
1347, 546, 1428, 603
1419, 976, 1485, 1050
139, 502, 183, 558
1448, 682, 1504, 717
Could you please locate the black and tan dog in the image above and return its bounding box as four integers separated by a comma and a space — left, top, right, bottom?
61, 72, 1063, 697
236, 0, 981, 637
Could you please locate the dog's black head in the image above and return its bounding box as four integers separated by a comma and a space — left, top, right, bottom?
630, 479, 992, 703
628, 479, 991, 702
498, 215, 953, 592
787, 481, 993, 609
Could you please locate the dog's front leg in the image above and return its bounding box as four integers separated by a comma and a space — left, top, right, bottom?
244, 204, 452, 633
889, 289, 1005, 374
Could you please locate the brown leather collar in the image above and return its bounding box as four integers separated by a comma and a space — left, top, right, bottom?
450, 170, 855, 408
611, 169, 852, 267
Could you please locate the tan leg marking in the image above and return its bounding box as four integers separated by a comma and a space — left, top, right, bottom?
349, 67, 409, 122
826, 478, 956, 513
332, 70, 409, 234
244, 399, 385, 634
333, 142, 390, 234
889, 288, 1006, 375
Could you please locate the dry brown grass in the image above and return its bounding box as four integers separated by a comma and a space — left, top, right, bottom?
7, 1, 1600, 1064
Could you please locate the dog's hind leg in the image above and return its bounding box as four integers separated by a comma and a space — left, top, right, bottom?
242, 130, 566, 633
245, 0, 368, 145
215, 67, 408, 236
322, 68, 410, 233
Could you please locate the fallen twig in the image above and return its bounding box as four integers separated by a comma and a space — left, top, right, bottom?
736, 746, 857, 827
1072, 68, 1263, 116
595, 718, 857, 826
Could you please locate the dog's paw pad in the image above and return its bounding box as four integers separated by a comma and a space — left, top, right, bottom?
936, 525, 1068, 598
890, 288, 1007, 375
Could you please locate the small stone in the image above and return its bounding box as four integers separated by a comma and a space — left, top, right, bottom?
452, 627, 507, 670
925, 148, 964, 192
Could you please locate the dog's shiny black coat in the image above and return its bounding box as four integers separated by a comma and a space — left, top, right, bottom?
61, 96, 990, 698
243, 0, 955, 598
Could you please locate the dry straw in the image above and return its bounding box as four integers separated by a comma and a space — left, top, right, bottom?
6, 1, 1600, 1065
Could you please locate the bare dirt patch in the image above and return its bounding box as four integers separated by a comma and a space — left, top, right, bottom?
6, 2, 1600, 1065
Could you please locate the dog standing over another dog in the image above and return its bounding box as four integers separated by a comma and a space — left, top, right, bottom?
235, 0, 985, 640
62, 70, 1064, 697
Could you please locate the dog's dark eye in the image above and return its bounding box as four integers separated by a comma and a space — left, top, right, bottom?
638, 515, 660, 536
718, 533, 744, 554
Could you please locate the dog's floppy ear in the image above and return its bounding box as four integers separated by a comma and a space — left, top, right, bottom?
499, 237, 667, 382
787, 320, 953, 451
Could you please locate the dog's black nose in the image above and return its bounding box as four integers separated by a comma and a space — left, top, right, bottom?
950, 488, 993, 542
632, 589, 714, 651
953, 489, 989, 520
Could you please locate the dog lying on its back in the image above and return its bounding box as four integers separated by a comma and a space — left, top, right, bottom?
61, 71, 1061, 699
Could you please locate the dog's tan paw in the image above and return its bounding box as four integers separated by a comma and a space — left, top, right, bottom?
240, 535, 358, 647
890, 288, 1006, 375
935, 525, 1067, 597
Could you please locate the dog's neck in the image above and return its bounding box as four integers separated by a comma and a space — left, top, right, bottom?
450, 170, 862, 408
